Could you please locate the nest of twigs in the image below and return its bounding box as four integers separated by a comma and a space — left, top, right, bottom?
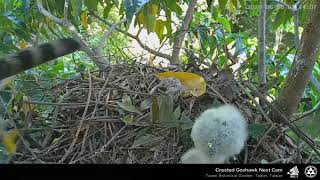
10, 62, 319, 164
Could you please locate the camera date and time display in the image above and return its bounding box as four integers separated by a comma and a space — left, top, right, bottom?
206, 168, 284, 178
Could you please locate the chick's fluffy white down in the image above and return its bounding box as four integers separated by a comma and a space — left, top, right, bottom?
180, 148, 212, 164
191, 104, 247, 163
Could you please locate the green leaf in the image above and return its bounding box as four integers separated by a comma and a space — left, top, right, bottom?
124, 0, 150, 26
208, 35, 218, 51
21, 0, 30, 12
0, 144, 10, 164
51, 60, 64, 73
248, 123, 267, 140
158, 94, 173, 122
138, 3, 158, 33
84, 0, 98, 11
234, 37, 245, 56
230, 0, 237, 9
154, 19, 166, 43
272, 9, 291, 31
210, 4, 219, 20
131, 134, 164, 148
179, 115, 194, 130
117, 94, 142, 115
2, 130, 18, 155
197, 26, 210, 54
157, 120, 179, 128
156, 95, 180, 128
117, 106, 126, 116
218, 56, 227, 68
103, 2, 114, 19
143, 11, 155, 33
164, 0, 182, 15
217, 17, 231, 32
121, 115, 134, 125
123, 94, 133, 105
164, 9, 172, 35
151, 96, 159, 123
238, 0, 246, 9
71, 0, 82, 19
140, 98, 152, 111
207, 98, 222, 109
135, 127, 151, 138
173, 105, 181, 120
218, 0, 228, 12
112, 0, 119, 6
206, 0, 213, 10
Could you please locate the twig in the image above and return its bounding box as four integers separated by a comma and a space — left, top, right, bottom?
69, 125, 127, 164
90, 11, 172, 61
36, 0, 109, 70
245, 82, 320, 157
74, 125, 90, 160
41, 87, 80, 147
37, 0, 64, 24
59, 71, 93, 163
96, 19, 127, 54
237, 82, 273, 124
171, 0, 198, 64
207, 85, 228, 104
63, 0, 69, 23
18, 133, 45, 164
250, 124, 275, 161
292, 101, 320, 123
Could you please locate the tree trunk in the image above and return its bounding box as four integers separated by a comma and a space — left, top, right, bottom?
273, 0, 320, 121
258, 0, 266, 106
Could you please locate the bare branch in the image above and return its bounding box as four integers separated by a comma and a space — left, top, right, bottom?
247, 83, 320, 157
37, 0, 64, 24
294, 0, 302, 7
171, 0, 198, 65
258, 0, 266, 105
132, 34, 172, 60
36, 0, 109, 70
97, 18, 127, 54
90, 12, 172, 60
64, 0, 70, 23
131, 33, 172, 60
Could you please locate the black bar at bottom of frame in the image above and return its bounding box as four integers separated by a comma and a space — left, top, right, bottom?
0, 164, 319, 179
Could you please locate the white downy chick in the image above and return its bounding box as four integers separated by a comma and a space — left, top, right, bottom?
181, 104, 248, 164
180, 148, 212, 164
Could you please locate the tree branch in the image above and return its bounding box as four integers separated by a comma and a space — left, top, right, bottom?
246, 83, 320, 157
171, 0, 198, 65
258, 0, 266, 105
274, 0, 320, 119
90, 12, 172, 60
37, 0, 64, 24
63, 0, 69, 23
96, 18, 127, 54
36, 0, 109, 70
